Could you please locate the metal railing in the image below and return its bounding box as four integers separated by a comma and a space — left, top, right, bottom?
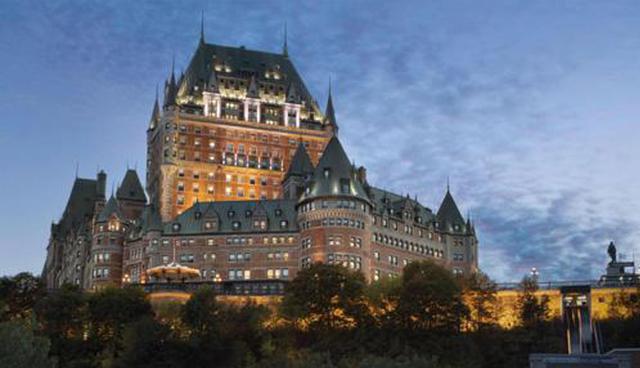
496, 277, 640, 291
136, 279, 288, 296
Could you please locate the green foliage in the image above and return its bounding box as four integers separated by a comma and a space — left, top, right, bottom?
394, 261, 468, 333
86, 286, 152, 363
461, 271, 498, 330
181, 288, 272, 367
112, 316, 186, 368
3, 268, 640, 368
34, 284, 89, 367
0, 273, 44, 322
517, 276, 550, 328
0, 320, 55, 368
281, 263, 369, 331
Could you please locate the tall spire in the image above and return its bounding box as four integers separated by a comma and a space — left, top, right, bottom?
149, 84, 160, 128
164, 55, 177, 108
324, 77, 338, 132
200, 10, 205, 44
283, 22, 288, 57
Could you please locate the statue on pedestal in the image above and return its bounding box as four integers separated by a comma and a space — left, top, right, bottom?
607, 241, 617, 264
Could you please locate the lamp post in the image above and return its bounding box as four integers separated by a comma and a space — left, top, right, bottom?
530, 267, 539, 283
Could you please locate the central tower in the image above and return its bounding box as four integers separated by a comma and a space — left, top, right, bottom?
147, 31, 336, 221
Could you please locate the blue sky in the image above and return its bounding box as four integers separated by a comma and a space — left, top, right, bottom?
1, 0, 639, 282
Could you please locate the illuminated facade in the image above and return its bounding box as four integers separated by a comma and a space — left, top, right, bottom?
43, 31, 478, 290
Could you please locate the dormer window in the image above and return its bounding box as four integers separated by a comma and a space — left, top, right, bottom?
275, 209, 282, 216
228, 210, 235, 218
172, 223, 181, 232
232, 221, 241, 230
205, 221, 213, 230
280, 220, 288, 228
323, 168, 330, 178
340, 179, 350, 194
245, 210, 252, 217
194, 211, 202, 219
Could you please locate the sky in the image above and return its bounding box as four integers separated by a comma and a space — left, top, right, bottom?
1, 0, 639, 282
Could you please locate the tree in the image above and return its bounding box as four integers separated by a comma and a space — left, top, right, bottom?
516, 276, 549, 328
113, 316, 186, 368
0, 273, 45, 322
86, 286, 152, 363
394, 261, 468, 333
461, 271, 498, 330
181, 287, 271, 367
281, 263, 369, 332
34, 284, 89, 367
0, 320, 55, 368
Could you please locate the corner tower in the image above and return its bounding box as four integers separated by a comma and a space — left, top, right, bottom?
296, 137, 374, 279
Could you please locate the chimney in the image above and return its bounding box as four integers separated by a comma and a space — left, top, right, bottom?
96, 170, 107, 199
357, 166, 367, 184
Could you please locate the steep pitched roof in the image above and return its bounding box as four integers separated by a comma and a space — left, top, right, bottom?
299, 136, 369, 204
436, 189, 465, 230
140, 204, 162, 232
368, 186, 435, 222
175, 42, 322, 115
164, 58, 177, 107
285, 143, 314, 179
324, 88, 338, 131
205, 69, 219, 93
285, 81, 300, 104
246, 75, 260, 98
54, 177, 100, 238
116, 170, 146, 203
165, 199, 297, 235
149, 91, 160, 129
97, 195, 122, 222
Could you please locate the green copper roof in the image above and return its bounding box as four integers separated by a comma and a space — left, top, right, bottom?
436, 189, 466, 231
97, 195, 122, 222
368, 186, 435, 222
116, 170, 146, 203
141, 204, 163, 232
324, 87, 338, 131
176, 42, 322, 116
165, 199, 297, 235
299, 136, 369, 204
53, 177, 102, 239
285, 143, 314, 180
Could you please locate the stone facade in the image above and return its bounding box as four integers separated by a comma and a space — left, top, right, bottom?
43, 35, 478, 290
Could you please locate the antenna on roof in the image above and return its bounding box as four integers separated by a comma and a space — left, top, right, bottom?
447, 176, 450, 192
75, 162, 79, 178
283, 22, 288, 57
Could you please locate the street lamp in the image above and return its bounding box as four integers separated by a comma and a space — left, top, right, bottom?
530, 267, 539, 282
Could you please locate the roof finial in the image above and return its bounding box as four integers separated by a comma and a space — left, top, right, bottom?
200, 10, 205, 44
447, 176, 450, 192
283, 22, 288, 57
75, 162, 79, 178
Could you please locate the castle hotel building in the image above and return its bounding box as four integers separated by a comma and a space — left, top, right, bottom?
43, 30, 478, 290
